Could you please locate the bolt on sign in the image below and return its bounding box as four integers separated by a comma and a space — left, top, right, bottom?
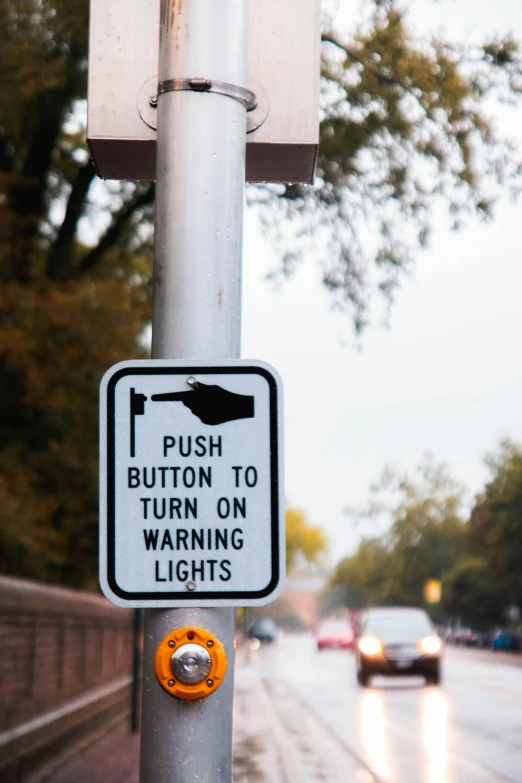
100, 360, 284, 607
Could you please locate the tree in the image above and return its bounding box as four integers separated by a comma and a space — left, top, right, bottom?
442, 557, 507, 630
377, 459, 467, 606
0, 0, 153, 585
328, 537, 391, 607
262, 0, 522, 327
0, 277, 150, 587
0, 0, 154, 284
468, 440, 522, 609
1, 1, 521, 321
2, 0, 522, 586
329, 447, 522, 627
329, 457, 466, 610
285, 508, 328, 572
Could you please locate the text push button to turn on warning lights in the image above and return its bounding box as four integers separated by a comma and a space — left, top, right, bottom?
99, 359, 284, 608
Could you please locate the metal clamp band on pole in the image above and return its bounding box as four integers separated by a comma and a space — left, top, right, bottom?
157, 77, 257, 112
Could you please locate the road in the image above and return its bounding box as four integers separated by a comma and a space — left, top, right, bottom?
240, 634, 522, 783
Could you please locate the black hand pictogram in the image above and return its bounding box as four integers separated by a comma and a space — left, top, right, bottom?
151, 383, 254, 425
130, 388, 147, 457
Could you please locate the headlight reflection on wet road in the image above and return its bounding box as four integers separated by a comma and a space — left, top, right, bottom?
360, 690, 393, 781
422, 689, 448, 783
252, 637, 522, 782
359, 685, 450, 783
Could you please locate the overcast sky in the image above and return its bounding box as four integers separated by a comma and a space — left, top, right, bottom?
241, 0, 522, 565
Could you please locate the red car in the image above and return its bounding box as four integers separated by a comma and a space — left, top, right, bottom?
317, 619, 354, 650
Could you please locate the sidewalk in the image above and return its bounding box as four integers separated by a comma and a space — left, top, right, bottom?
38, 652, 287, 783
45, 727, 139, 783
449, 645, 522, 669
42, 647, 372, 783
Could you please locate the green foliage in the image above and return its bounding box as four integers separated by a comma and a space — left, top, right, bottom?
468, 440, 522, 607
285, 508, 328, 573
1, 0, 522, 586
329, 538, 391, 606
0, 278, 150, 587
329, 445, 522, 628
259, 0, 522, 328
379, 460, 467, 605
442, 557, 507, 630
328, 457, 467, 613
0, 0, 153, 585
0, 0, 154, 285
1, 0, 521, 317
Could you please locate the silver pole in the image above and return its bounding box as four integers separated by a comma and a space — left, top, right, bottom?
140, 1, 247, 781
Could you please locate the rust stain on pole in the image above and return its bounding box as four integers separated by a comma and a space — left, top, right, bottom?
170, 0, 183, 31
160, 0, 182, 39
173, 0, 183, 49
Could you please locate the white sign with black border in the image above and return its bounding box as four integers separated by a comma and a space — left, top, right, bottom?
99, 359, 284, 607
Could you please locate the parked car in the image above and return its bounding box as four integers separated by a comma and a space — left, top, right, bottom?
316, 618, 354, 650
355, 607, 443, 687
491, 629, 519, 651
466, 630, 489, 648
445, 627, 490, 648
247, 618, 278, 644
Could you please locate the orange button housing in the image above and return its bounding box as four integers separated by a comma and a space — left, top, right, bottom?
154, 626, 227, 701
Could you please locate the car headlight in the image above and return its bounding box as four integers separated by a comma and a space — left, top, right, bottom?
419, 636, 441, 654
358, 636, 382, 656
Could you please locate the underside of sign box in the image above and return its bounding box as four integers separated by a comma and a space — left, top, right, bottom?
88, 0, 320, 184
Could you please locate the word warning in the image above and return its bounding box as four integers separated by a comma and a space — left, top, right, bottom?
99, 359, 284, 607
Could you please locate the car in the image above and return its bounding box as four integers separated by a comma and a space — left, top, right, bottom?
247, 618, 278, 644
466, 630, 489, 648
452, 626, 473, 646
491, 629, 519, 651
355, 607, 443, 687
316, 618, 354, 650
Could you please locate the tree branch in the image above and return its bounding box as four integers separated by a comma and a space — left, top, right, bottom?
7, 61, 79, 282
322, 33, 399, 88
46, 161, 96, 280
321, 33, 348, 52
79, 184, 155, 273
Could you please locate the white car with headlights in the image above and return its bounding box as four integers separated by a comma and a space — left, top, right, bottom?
355, 607, 442, 687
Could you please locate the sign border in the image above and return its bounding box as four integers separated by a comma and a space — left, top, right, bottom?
100, 361, 283, 606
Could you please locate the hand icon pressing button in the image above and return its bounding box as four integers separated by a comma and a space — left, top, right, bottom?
151, 383, 254, 425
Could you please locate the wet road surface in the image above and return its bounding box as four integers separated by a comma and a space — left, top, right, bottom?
246, 634, 522, 783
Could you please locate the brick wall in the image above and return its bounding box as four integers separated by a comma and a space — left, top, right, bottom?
0, 576, 133, 734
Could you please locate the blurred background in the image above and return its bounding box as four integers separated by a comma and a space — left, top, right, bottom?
3, 0, 522, 781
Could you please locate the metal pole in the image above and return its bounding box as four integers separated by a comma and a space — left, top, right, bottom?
140, 1, 247, 781
131, 608, 143, 733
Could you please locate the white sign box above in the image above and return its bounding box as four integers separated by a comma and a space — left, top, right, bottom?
87, 0, 320, 184
99, 360, 284, 607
